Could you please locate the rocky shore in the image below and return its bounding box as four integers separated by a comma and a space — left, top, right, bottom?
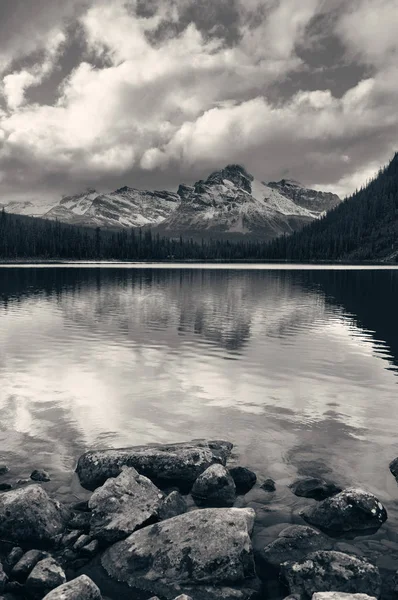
0, 439, 397, 600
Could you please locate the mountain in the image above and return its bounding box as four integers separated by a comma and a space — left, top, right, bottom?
153, 165, 340, 240
1, 165, 340, 240
265, 152, 398, 261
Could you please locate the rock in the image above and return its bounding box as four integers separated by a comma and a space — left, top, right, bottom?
158, 491, 187, 520
191, 464, 236, 507
389, 457, 398, 480
61, 530, 81, 548
312, 594, 377, 600
0, 484, 12, 491
262, 525, 333, 568
30, 470, 51, 482
289, 478, 342, 501
76, 439, 233, 491
89, 467, 164, 543
80, 539, 99, 557
0, 466, 9, 476
281, 551, 381, 598
261, 479, 276, 492
0, 563, 7, 593
301, 488, 387, 534
102, 507, 256, 600
73, 534, 91, 551
0, 485, 67, 546
67, 511, 91, 531
25, 558, 66, 598
42, 575, 102, 599
4, 547, 23, 572
11, 550, 46, 582
71, 500, 90, 512
229, 467, 257, 494
174, 596, 193, 600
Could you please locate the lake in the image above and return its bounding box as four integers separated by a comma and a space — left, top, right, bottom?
1, 264, 398, 596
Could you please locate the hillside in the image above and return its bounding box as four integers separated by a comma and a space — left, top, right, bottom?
0, 165, 340, 241
265, 153, 398, 261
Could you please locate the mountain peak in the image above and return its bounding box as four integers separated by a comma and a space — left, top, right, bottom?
205, 164, 254, 193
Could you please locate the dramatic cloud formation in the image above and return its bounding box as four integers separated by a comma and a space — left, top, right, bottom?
0, 0, 397, 203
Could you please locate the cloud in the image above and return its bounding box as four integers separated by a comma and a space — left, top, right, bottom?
0, 0, 397, 201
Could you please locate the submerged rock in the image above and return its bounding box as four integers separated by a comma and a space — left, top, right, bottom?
0, 485, 67, 546
281, 551, 381, 599
389, 457, 398, 481
229, 467, 257, 494
76, 439, 232, 491
260, 479, 276, 492
192, 464, 236, 507
301, 488, 387, 534
262, 525, 333, 568
42, 575, 102, 599
289, 477, 341, 501
158, 490, 187, 520
0, 562, 7, 593
30, 469, 51, 482
0, 466, 9, 476
25, 557, 66, 598
89, 467, 164, 543
102, 507, 257, 600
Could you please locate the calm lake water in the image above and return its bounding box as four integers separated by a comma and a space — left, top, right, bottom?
1, 264, 398, 596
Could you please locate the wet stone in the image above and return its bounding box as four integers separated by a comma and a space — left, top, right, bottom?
158, 490, 187, 520
229, 467, 257, 494
261, 479, 276, 492
191, 464, 236, 507
25, 557, 66, 598
42, 574, 102, 599
30, 470, 51, 483
289, 477, 342, 501
11, 550, 47, 582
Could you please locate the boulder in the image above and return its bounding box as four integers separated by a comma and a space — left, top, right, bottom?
389, 457, 398, 480
0, 466, 9, 476
262, 525, 333, 568
42, 575, 102, 599
67, 510, 91, 531
229, 467, 257, 494
89, 467, 164, 543
4, 547, 23, 572
0, 486, 67, 546
76, 439, 232, 491
192, 464, 236, 507
312, 594, 377, 600
159, 491, 187, 520
30, 470, 51, 482
0, 483, 12, 491
301, 488, 387, 534
281, 551, 381, 599
102, 507, 257, 600
25, 558, 66, 598
289, 478, 341, 501
11, 550, 47, 582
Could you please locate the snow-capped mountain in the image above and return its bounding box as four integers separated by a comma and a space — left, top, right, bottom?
153, 165, 341, 239
1, 165, 340, 239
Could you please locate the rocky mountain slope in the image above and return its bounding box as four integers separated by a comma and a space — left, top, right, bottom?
1, 165, 340, 240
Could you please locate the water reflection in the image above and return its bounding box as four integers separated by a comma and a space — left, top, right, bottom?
0, 266, 397, 522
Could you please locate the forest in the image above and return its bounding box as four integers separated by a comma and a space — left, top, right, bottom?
0, 152, 397, 262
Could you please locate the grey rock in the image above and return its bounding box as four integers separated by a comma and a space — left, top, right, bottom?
174, 596, 193, 600
0, 563, 7, 593
289, 478, 342, 500
71, 500, 90, 512
42, 575, 102, 599
389, 457, 398, 480
312, 594, 377, 600
191, 464, 236, 507
0, 466, 9, 476
61, 530, 81, 547
301, 488, 387, 534
281, 551, 381, 599
11, 550, 47, 582
80, 539, 99, 557
67, 511, 91, 531
0, 484, 12, 491
25, 558, 66, 598
0, 485, 68, 546
30, 470, 51, 483
73, 534, 91, 551
229, 467, 257, 494
261, 479, 276, 492
159, 491, 187, 520
102, 507, 257, 600
76, 439, 232, 491
4, 547, 23, 571
89, 467, 164, 543
262, 525, 333, 568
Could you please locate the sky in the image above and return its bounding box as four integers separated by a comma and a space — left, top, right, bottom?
0, 0, 397, 204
